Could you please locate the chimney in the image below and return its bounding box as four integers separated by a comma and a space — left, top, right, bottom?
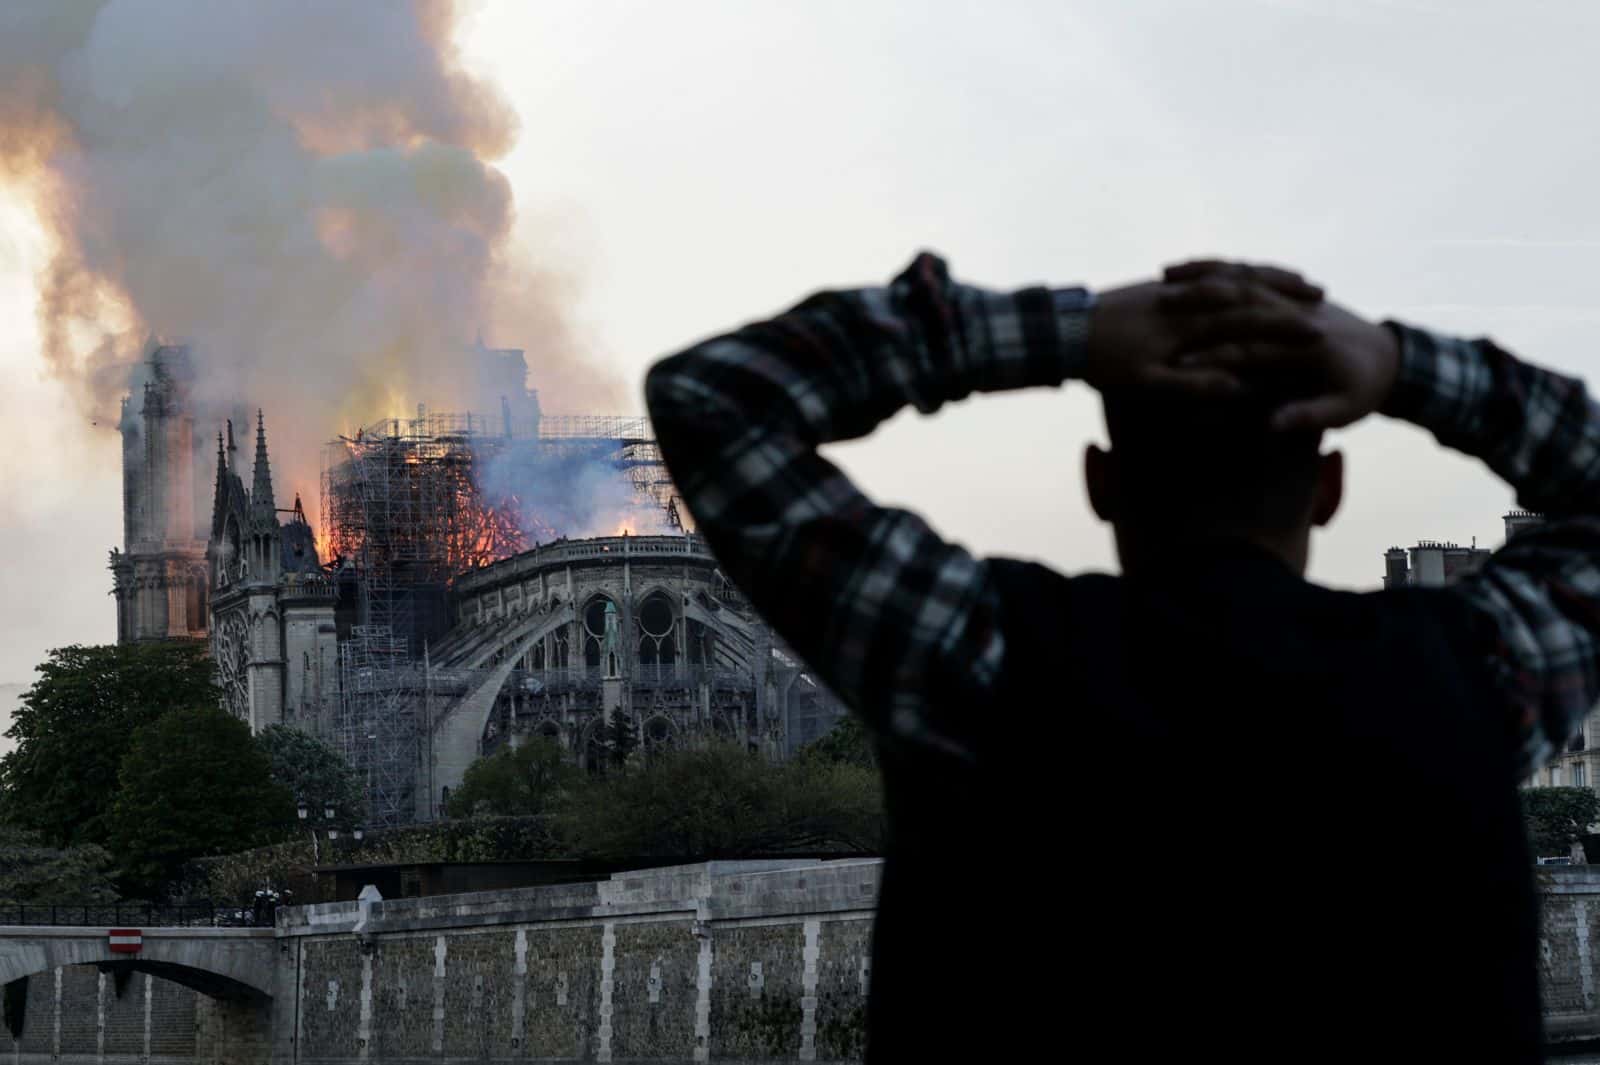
1383, 547, 1409, 589
1504, 511, 1544, 542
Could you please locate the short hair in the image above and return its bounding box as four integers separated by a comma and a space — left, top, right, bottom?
1100, 390, 1324, 535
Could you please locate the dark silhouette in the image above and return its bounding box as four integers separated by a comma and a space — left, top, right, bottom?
646, 254, 1599, 1062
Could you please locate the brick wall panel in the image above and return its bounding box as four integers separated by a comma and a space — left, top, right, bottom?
440, 930, 517, 1058
814, 920, 871, 1062
609, 920, 699, 1059
373, 935, 438, 1060
299, 938, 362, 1062
523, 925, 602, 1059
708, 925, 805, 1061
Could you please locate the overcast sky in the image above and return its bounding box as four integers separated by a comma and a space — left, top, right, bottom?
3, 0, 1599, 683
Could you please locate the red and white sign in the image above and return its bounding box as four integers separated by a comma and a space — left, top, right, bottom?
107, 929, 142, 954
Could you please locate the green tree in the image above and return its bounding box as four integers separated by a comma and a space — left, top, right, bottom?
0, 643, 217, 848
1523, 786, 1600, 857
447, 738, 579, 818
0, 826, 119, 905
557, 743, 883, 859
255, 725, 365, 823
107, 705, 294, 898
605, 709, 637, 770
799, 716, 878, 770
779, 757, 884, 852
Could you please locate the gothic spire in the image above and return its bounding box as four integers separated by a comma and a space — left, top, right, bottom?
252, 409, 276, 516
210, 431, 228, 537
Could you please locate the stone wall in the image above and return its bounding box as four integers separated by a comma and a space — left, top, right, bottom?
1539, 866, 1600, 1043
26, 861, 1600, 1061
0, 967, 202, 1064
277, 858, 881, 1063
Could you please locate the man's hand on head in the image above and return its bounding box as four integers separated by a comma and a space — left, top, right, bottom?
1162, 259, 1401, 432
1084, 264, 1321, 399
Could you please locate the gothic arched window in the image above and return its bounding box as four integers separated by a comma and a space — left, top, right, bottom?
583, 596, 614, 671
636, 593, 677, 667
644, 715, 674, 754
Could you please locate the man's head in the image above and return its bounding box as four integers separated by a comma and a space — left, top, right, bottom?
1085, 389, 1343, 575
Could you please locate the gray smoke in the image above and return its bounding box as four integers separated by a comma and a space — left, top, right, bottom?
0, 0, 616, 502
475, 440, 678, 541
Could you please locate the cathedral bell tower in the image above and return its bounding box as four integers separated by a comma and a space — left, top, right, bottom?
109, 343, 210, 643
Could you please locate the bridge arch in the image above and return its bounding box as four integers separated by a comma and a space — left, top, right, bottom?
0, 928, 276, 1002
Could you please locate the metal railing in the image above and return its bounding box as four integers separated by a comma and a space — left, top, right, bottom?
493, 664, 755, 694
0, 902, 274, 928
632, 664, 753, 690
454, 535, 715, 594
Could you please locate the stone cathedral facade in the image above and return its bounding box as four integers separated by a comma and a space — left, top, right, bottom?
113, 346, 339, 736
206, 414, 340, 736
112, 339, 847, 824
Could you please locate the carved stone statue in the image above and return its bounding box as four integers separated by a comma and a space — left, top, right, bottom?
602, 600, 621, 678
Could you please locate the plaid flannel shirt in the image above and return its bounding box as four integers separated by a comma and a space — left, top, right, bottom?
1383, 322, 1600, 776
645, 253, 1600, 778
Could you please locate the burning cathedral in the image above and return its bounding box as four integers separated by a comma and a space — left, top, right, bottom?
111, 341, 846, 826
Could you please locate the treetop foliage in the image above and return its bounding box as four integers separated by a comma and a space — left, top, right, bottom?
0, 642, 217, 848
0, 825, 119, 905
0, 643, 887, 901
447, 737, 578, 818
1522, 786, 1600, 856
256, 724, 365, 823
554, 742, 883, 859
108, 704, 294, 898
799, 715, 877, 769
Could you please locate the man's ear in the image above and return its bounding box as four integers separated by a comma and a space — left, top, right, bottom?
1311, 450, 1343, 528
1086, 444, 1118, 523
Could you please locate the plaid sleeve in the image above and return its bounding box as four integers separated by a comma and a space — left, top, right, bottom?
644, 252, 1093, 761
1384, 321, 1600, 776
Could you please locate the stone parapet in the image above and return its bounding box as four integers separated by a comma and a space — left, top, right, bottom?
278, 859, 882, 939
275, 859, 880, 1062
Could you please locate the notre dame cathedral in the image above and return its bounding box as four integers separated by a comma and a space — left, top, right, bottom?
111, 342, 338, 734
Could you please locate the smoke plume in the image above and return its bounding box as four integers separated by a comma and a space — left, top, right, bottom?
0, 0, 615, 504
476, 441, 679, 542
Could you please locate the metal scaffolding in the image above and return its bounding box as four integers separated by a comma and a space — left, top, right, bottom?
537, 414, 652, 441
320, 406, 682, 824
336, 626, 418, 828
323, 410, 526, 650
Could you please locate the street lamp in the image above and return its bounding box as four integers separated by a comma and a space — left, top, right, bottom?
298, 797, 322, 864
296, 797, 344, 864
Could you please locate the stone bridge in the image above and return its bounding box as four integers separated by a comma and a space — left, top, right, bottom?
0, 926, 278, 1002
0, 925, 282, 1063
1, 860, 880, 1064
